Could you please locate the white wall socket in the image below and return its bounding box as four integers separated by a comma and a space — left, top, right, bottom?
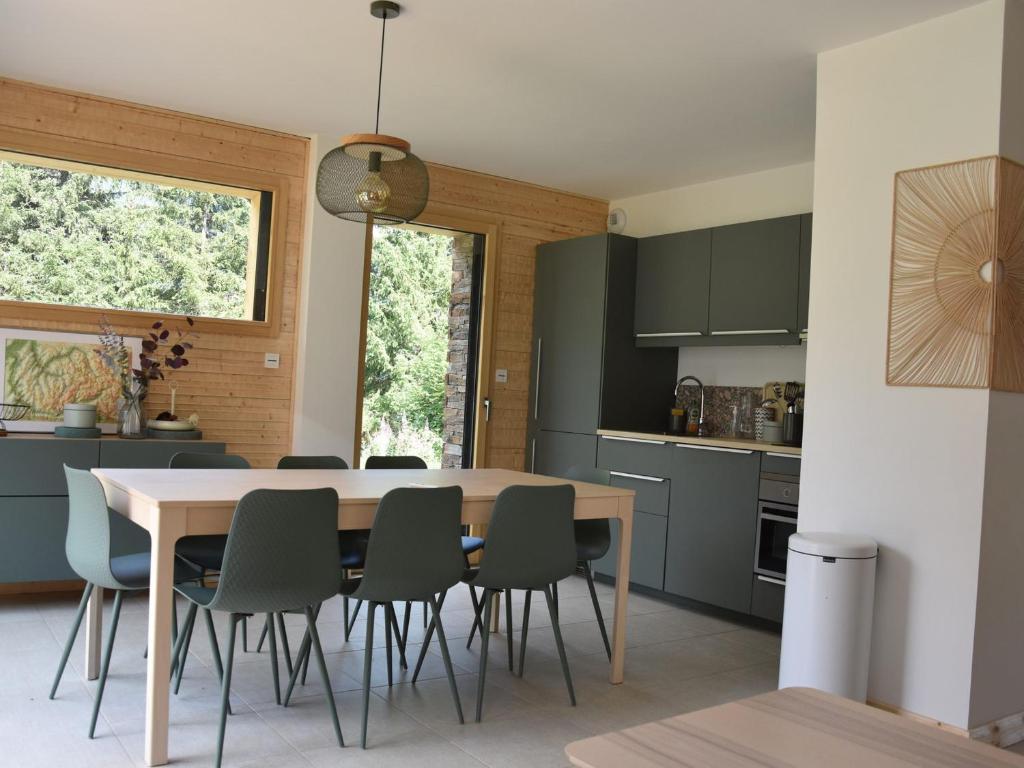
264, 352, 280, 369
495, 368, 508, 383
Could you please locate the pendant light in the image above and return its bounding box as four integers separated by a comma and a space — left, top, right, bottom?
316, 1, 428, 223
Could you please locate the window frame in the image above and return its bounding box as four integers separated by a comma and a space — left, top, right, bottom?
0, 127, 289, 337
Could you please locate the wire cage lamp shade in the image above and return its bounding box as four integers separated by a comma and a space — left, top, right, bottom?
316, 1, 429, 224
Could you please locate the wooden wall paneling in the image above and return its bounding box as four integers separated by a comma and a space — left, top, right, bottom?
0, 79, 309, 467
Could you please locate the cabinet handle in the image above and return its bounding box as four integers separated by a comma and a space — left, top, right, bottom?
601, 435, 667, 446
530, 438, 536, 473
609, 470, 666, 483
756, 574, 787, 587
635, 331, 703, 338
766, 451, 800, 459
759, 512, 797, 524
674, 444, 753, 455
710, 329, 790, 336
533, 338, 542, 420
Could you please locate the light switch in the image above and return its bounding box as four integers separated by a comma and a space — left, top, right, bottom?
495, 368, 508, 383
264, 352, 280, 369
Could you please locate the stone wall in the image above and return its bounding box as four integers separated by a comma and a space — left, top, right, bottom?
442, 233, 475, 467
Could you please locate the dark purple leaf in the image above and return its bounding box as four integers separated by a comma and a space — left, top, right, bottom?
186, 317, 194, 326
149, 333, 158, 342
159, 329, 169, 340
152, 321, 163, 329
140, 357, 152, 369
180, 358, 189, 366
141, 339, 157, 352
171, 344, 185, 356
169, 358, 184, 369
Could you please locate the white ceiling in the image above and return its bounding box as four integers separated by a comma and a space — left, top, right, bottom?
1, 0, 982, 199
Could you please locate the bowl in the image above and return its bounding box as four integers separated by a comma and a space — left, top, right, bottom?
147, 419, 194, 431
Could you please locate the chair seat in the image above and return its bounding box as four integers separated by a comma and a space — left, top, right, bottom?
175, 583, 218, 607
574, 519, 611, 563
339, 576, 362, 597
110, 553, 202, 590
461, 536, 485, 555
575, 539, 610, 563
176, 535, 228, 572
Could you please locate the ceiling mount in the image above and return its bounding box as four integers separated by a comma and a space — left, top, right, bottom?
370, 1, 400, 20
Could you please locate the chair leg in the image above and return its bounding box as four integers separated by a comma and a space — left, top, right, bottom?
282, 628, 311, 708
475, 589, 493, 723
466, 585, 485, 649
411, 589, 448, 683
427, 594, 464, 724
361, 602, 377, 749
518, 590, 532, 677
505, 589, 514, 672
255, 617, 269, 653
401, 602, 412, 669
276, 613, 293, 679
422, 601, 428, 629
299, 602, 320, 686
584, 561, 612, 661
266, 613, 281, 705
241, 615, 248, 653
384, 604, 394, 688
173, 603, 198, 694
552, 581, 559, 619
342, 595, 350, 641
542, 584, 575, 706
50, 582, 94, 699
390, 603, 408, 671
203, 608, 232, 716
346, 599, 363, 642
304, 606, 344, 748
88, 589, 124, 739
215, 616, 239, 768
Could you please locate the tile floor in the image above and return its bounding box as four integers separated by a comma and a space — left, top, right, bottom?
1, 576, 782, 767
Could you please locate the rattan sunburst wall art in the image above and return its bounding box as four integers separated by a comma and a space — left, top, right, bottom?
886, 156, 1024, 391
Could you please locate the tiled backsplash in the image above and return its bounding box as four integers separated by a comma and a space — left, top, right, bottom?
674, 385, 765, 438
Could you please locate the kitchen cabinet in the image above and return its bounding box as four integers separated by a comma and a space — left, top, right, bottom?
530, 430, 597, 477
664, 444, 760, 613
798, 213, 812, 335
634, 229, 711, 341
529, 234, 677, 437
592, 470, 671, 590
750, 573, 786, 623
708, 215, 801, 340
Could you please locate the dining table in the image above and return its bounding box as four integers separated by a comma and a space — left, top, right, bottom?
89, 466, 635, 766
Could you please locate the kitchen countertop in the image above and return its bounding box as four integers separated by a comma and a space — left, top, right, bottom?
596, 428, 802, 456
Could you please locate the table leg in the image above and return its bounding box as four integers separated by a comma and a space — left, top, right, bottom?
490, 590, 501, 632
84, 585, 104, 680
144, 512, 181, 766
610, 504, 632, 684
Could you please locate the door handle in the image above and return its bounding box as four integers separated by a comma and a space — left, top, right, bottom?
710, 329, 789, 336
533, 338, 542, 420
483, 397, 491, 422
674, 443, 753, 455
756, 574, 787, 587
635, 331, 703, 338
609, 470, 666, 483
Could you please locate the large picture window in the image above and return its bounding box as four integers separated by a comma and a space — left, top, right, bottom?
0, 150, 272, 322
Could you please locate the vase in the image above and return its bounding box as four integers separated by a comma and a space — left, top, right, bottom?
117, 383, 147, 439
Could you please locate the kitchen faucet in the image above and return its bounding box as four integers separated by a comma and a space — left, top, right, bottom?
675, 375, 709, 437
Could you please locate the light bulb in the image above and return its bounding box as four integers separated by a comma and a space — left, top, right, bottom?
355, 170, 391, 213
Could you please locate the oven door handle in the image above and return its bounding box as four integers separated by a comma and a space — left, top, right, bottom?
759, 512, 798, 524
756, 574, 787, 587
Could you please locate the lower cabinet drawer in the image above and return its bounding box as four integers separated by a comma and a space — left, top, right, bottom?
597, 435, 672, 477
100, 440, 226, 468
591, 510, 667, 590
608, 472, 669, 516
750, 574, 786, 623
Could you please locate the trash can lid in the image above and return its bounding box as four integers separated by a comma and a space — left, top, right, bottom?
788, 531, 878, 559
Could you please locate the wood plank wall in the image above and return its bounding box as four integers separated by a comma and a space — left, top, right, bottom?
0, 79, 309, 466
423, 165, 608, 469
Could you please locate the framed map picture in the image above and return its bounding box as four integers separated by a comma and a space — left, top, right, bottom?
0, 328, 142, 433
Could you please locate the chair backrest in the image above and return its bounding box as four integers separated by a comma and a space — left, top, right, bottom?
474, 484, 577, 590
207, 488, 341, 614
63, 465, 121, 590
356, 486, 464, 602
565, 466, 611, 544
278, 455, 348, 470
364, 455, 427, 470
169, 451, 251, 469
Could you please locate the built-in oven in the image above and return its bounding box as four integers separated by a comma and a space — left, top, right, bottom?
754, 474, 799, 582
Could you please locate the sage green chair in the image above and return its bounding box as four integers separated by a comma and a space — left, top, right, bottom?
563, 466, 613, 660
450, 484, 578, 722
172, 487, 344, 768
51, 466, 200, 738
285, 486, 466, 748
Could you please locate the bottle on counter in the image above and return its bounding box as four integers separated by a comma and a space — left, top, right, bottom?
669, 408, 687, 435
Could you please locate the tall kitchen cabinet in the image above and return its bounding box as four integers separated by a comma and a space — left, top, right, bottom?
527, 234, 677, 475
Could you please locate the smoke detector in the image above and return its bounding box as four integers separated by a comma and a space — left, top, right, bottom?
607, 208, 626, 234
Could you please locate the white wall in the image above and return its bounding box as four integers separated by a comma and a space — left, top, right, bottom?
611, 162, 814, 388
292, 135, 367, 464
968, 0, 1024, 729
800, 1, 1005, 728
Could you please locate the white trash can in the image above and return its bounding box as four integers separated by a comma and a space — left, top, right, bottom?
778, 531, 878, 701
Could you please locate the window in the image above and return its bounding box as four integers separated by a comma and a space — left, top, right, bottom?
0, 150, 273, 322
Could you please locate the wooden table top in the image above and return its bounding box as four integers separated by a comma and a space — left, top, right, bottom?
91, 467, 634, 509
565, 688, 1024, 768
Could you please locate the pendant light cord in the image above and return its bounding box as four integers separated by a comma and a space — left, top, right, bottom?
375, 12, 387, 134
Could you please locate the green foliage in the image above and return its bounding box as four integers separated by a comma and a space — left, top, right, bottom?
361, 226, 452, 466
0, 158, 252, 319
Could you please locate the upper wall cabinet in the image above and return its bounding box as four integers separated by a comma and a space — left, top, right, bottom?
634, 230, 712, 341
708, 215, 801, 339
635, 214, 810, 347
